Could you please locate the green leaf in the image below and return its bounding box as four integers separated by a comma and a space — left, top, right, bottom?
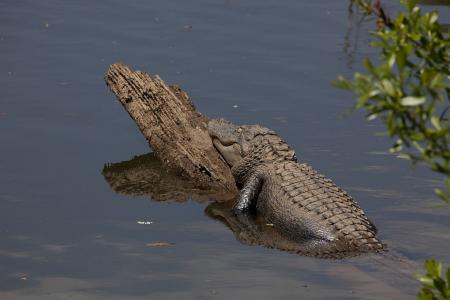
397, 49, 407, 72
388, 54, 396, 69
331, 76, 352, 90
400, 96, 426, 106
429, 12, 438, 25
425, 260, 441, 277
417, 276, 434, 287
446, 268, 450, 289
397, 153, 412, 160
436, 262, 443, 277
367, 113, 378, 121
429, 73, 444, 89
381, 79, 396, 96
368, 89, 381, 97
363, 57, 376, 74
431, 116, 442, 130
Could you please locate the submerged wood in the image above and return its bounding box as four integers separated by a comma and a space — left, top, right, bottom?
105, 63, 237, 195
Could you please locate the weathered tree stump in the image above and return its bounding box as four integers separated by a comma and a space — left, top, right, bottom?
105, 63, 237, 196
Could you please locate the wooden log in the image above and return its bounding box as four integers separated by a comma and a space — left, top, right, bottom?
105, 63, 237, 195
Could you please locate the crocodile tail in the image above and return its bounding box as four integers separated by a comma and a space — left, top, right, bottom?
332, 213, 384, 251
299, 237, 384, 259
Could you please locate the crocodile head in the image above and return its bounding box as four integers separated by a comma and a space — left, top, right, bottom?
208, 118, 276, 167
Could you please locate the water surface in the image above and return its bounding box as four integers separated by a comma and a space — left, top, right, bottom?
1, 1, 450, 299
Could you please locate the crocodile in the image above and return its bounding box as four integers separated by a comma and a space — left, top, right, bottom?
208, 118, 384, 257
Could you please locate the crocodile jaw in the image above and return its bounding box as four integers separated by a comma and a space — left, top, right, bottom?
212, 138, 242, 167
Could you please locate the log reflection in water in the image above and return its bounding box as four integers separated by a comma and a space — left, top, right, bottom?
102, 152, 236, 202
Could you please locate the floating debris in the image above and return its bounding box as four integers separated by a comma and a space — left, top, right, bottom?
145, 242, 174, 247
10, 272, 28, 281
137, 221, 153, 225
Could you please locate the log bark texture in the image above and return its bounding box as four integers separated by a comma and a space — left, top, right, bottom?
105, 63, 237, 195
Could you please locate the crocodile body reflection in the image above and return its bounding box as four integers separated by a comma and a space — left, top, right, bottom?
103, 153, 381, 259
205, 201, 380, 259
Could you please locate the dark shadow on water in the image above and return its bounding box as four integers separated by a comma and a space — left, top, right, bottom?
103, 152, 383, 260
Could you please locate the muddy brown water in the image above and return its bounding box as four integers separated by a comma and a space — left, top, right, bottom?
1, 1, 449, 299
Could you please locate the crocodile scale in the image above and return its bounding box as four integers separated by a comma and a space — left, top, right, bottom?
275, 161, 381, 251
231, 134, 384, 254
